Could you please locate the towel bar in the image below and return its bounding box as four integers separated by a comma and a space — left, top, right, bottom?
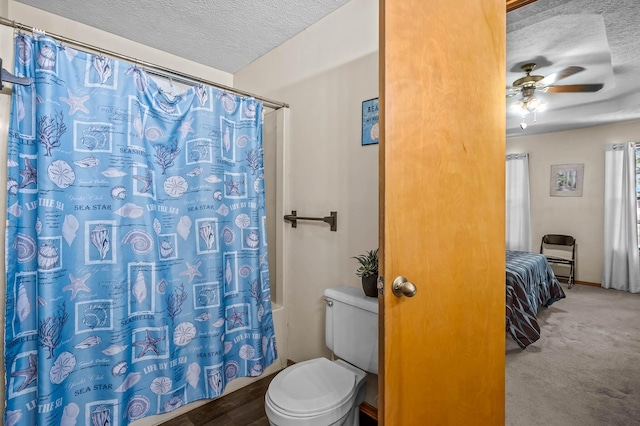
283, 210, 337, 231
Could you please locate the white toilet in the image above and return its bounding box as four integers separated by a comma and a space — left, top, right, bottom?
265, 286, 378, 426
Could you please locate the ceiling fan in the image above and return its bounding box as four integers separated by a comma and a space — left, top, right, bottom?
507, 62, 604, 129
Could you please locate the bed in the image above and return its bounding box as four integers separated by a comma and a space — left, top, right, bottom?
506, 250, 566, 348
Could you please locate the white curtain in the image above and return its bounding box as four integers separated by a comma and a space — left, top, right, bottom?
506, 154, 531, 252
603, 142, 640, 293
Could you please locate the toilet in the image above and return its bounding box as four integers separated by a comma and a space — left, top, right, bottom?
265, 286, 378, 426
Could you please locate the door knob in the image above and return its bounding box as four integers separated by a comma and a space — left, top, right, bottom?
392, 276, 417, 298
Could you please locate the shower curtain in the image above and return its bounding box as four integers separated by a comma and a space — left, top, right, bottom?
4, 34, 277, 426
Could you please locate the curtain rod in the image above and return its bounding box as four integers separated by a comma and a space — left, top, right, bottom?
609, 142, 637, 150
506, 153, 528, 160
0, 16, 289, 110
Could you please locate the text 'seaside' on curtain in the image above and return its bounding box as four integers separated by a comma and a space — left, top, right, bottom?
4, 34, 277, 426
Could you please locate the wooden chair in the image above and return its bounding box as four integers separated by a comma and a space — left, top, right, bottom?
540, 234, 576, 288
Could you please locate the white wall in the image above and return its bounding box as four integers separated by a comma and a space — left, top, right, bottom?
234, 0, 380, 406
507, 119, 640, 284
0, 2, 289, 424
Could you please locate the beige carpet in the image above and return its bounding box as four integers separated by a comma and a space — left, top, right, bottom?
506, 283, 640, 426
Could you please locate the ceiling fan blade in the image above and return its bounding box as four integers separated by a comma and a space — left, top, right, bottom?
546, 83, 604, 93
538, 66, 585, 85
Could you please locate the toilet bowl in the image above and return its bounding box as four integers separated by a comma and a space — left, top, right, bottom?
265, 358, 367, 426
265, 286, 378, 426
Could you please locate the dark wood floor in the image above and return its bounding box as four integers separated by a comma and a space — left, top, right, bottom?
159, 371, 377, 426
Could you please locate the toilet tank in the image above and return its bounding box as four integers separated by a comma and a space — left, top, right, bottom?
324, 286, 378, 374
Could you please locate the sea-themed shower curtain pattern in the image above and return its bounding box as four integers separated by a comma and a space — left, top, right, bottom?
5, 34, 276, 426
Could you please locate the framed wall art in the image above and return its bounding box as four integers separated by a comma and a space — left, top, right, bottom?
362, 97, 379, 146
550, 163, 584, 197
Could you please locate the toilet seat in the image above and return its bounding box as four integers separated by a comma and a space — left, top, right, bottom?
267, 358, 356, 417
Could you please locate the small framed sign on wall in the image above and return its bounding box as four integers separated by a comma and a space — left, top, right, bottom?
362, 97, 379, 145
550, 163, 584, 197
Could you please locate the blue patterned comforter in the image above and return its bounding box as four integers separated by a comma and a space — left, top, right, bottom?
506, 250, 565, 348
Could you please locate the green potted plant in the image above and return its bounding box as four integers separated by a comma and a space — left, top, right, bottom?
353, 248, 379, 297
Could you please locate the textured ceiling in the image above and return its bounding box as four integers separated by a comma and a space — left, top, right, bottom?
507, 0, 640, 136
14, 0, 640, 137
14, 0, 350, 73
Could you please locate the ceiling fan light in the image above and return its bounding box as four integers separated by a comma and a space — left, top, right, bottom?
526, 96, 542, 111
512, 100, 529, 115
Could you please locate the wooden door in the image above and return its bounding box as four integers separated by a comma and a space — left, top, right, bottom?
379, 1, 506, 424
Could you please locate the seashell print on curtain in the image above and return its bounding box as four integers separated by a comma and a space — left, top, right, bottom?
4, 34, 277, 426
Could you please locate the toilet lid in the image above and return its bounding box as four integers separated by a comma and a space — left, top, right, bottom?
268, 358, 356, 415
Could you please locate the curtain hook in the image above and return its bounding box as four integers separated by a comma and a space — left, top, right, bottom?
32, 27, 46, 38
